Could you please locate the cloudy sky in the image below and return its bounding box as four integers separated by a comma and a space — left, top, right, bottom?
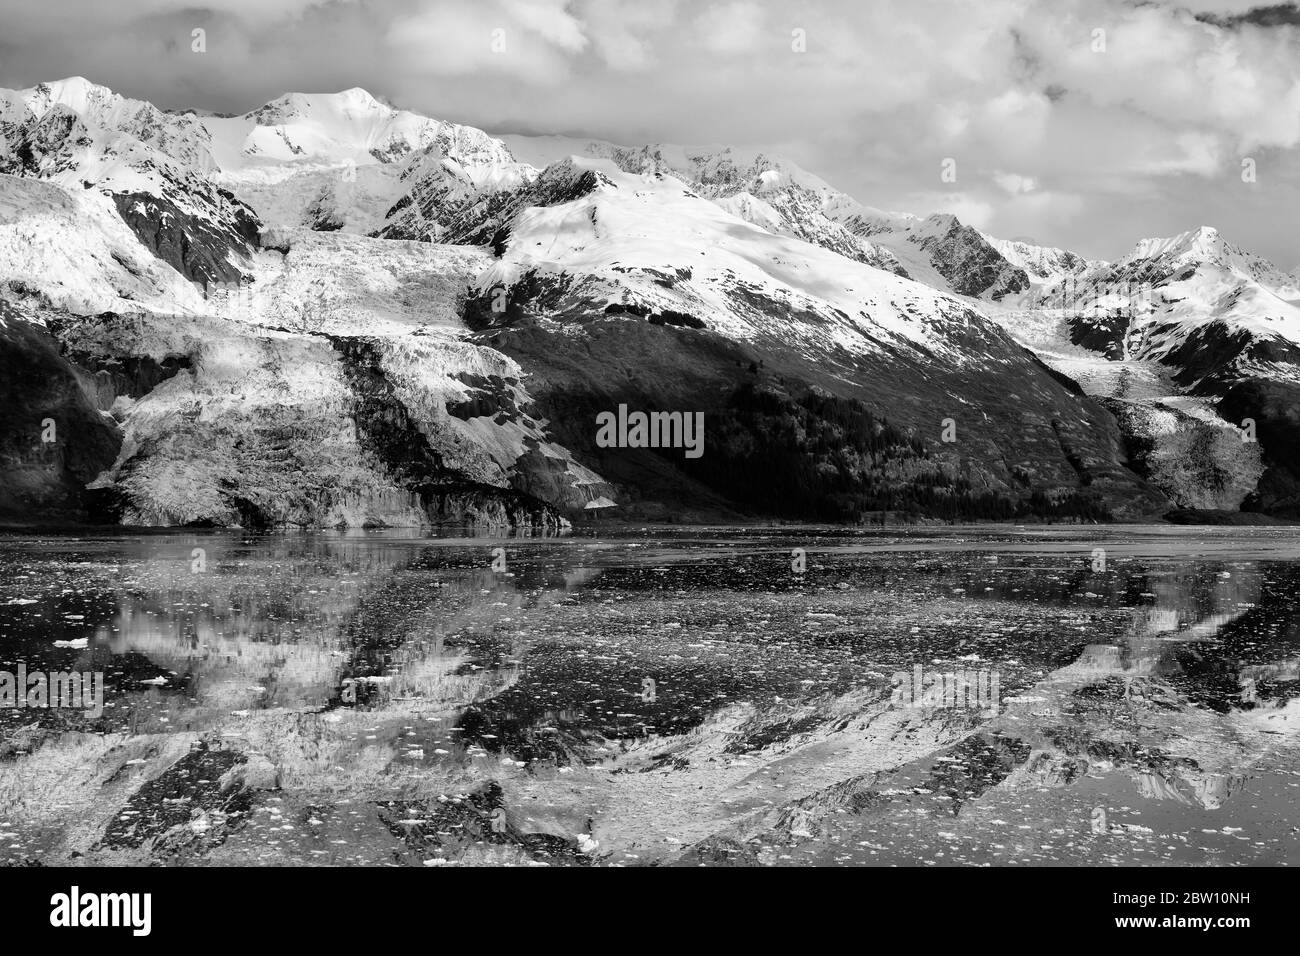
1, 0, 1298, 266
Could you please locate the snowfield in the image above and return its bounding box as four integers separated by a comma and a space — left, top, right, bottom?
475, 156, 989, 364
0, 173, 207, 314
221, 228, 491, 335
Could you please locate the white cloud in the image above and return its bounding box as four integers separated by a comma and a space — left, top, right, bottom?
0, 0, 1295, 263
694, 1, 765, 55
0, 0, 353, 30
909, 191, 996, 229
579, 0, 678, 71
988, 189, 1087, 240
501, 0, 587, 53
386, 0, 586, 81
994, 173, 1038, 195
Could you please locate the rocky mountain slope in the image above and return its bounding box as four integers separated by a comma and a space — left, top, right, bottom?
2, 77, 1294, 527
456, 155, 1159, 521
987, 226, 1300, 516
501, 138, 1298, 520
982, 234, 1096, 286
503, 136, 1029, 299
0, 80, 616, 529
0, 78, 260, 288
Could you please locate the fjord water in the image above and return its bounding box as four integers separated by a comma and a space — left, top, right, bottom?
1, 526, 1297, 866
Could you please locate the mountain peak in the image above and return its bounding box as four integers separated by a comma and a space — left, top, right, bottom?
923, 212, 961, 230
248, 88, 392, 125
336, 87, 381, 104
41, 75, 101, 94
1126, 224, 1232, 265
1114, 224, 1300, 303
1185, 224, 1224, 252
28, 76, 117, 112
981, 233, 1097, 282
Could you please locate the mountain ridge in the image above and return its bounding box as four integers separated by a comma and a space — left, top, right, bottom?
2, 77, 1297, 525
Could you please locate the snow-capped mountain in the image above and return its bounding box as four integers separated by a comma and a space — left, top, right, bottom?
473, 155, 974, 360
3, 77, 1296, 527
0, 77, 215, 173
0, 77, 533, 244
454, 153, 1160, 520
501, 136, 1032, 296
0, 174, 208, 314
372, 145, 537, 243
508, 137, 1062, 305
501, 137, 910, 276
406, 128, 1034, 305
1042, 226, 1300, 384
1125, 227, 1300, 300
981, 225, 1300, 514
215, 88, 512, 169
205, 88, 529, 237
533, 138, 1037, 302
982, 234, 1097, 285
0, 79, 611, 529
841, 212, 1032, 300
0, 78, 261, 287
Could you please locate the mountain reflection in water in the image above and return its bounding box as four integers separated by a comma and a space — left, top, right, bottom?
1, 526, 1297, 866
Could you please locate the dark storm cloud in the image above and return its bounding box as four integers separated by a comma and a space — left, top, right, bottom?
1196, 3, 1300, 27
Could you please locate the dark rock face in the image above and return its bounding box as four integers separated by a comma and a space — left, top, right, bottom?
1161, 322, 1300, 392
838, 212, 1031, 298
47, 314, 191, 403
111, 189, 260, 287
330, 337, 569, 532
462, 282, 1165, 523
1069, 311, 1131, 360
415, 482, 570, 533
649, 309, 706, 329
1043, 246, 1300, 518
911, 216, 1031, 299
0, 300, 121, 523
19, 310, 572, 532
0, 105, 92, 179
375, 156, 609, 246
1070, 303, 1300, 517
1219, 379, 1300, 518
330, 336, 457, 483
1, 94, 263, 290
